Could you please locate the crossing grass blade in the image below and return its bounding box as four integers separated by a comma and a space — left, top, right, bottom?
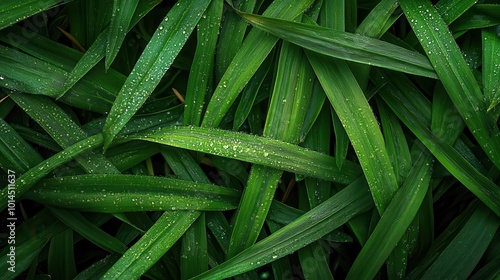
374, 70, 500, 216
346, 151, 432, 280
24, 174, 240, 212
0, 0, 70, 30
482, 26, 500, 111
191, 177, 373, 280
307, 51, 398, 213
102, 0, 211, 149
0, 134, 104, 210
400, 0, 500, 170
47, 207, 127, 254
0, 118, 43, 173
60, 0, 160, 97
101, 211, 200, 280
241, 13, 437, 79
132, 126, 362, 184
201, 0, 315, 128
183, 0, 223, 126
105, 0, 140, 69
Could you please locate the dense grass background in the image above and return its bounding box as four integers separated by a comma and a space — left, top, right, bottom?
0, 0, 499, 279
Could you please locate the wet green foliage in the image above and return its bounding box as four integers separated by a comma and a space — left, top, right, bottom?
0, 0, 499, 279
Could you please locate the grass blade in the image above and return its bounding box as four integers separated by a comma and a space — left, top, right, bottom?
482, 26, 500, 111
24, 174, 240, 212
0, 134, 104, 210
201, 0, 315, 127
105, 0, 140, 69
102, 211, 199, 279
191, 177, 373, 279
132, 126, 361, 184
400, 0, 500, 170
241, 13, 437, 79
346, 151, 432, 280
307, 52, 398, 213
183, 0, 223, 126
0, 0, 68, 30
102, 0, 211, 148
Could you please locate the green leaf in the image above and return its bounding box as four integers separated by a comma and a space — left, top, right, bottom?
48, 207, 127, 254
103, 0, 211, 149
183, 0, 223, 126
482, 26, 500, 111
201, 0, 315, 127
346, 151, 432, 280
24, 174, 240, 212
48, 229, 77, 280
132, 126, 362, 184
0, 0, 70, 30
400, 0, 500, 170
102, 211, 199, 279
241, 13, 437, 79
307, 51, 399, 213
191, 177, 373, 279
106, 0, 140, 69
0, 134, 104, 210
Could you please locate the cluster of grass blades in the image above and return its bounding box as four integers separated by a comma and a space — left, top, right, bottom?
0, 0, 499, 279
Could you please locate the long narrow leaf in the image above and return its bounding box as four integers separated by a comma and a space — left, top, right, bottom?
103, 0, 211, 149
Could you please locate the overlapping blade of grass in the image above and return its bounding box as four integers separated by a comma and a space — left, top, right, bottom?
241, 13, 437, 79
201, 0, 314, 127
102, 211, 199, 279
409, 203, 499, 279
183, 0, 223, 126
0, 118, 43, 173
227, 41, 314, 258
102, 0, 211, 149
11, 93, 120, 174
0, 45, 66, 98
0, 0, 69, 30
133, 126, 361, 184
48, 207, 127, 254
450, 4, 500, 33
346, 151, 432, 280
307, 51, 398, 213
0, 134, 104, 210
374, 70, 500, 216
191, 178, 373, 279
214, 0, 256, 82
400, 0, 500, 170
482, 26, 500, 111
60, 0, 160, 96
105, 0, 140, 69
48, 229, 77, 280
24, 174, 240, 212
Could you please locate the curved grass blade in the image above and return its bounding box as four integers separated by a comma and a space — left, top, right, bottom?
102, 211, 199, 279
11, 93, 120, 174
201, 0, 315, 128
24, 174, 240, 212
400, 0, 500, 170
375, 70, 500, 216
346, 151, 432, 280
227, 41, 315, 258
102, 0, 211, 149
0, 0, 70, 30
191, 177, 373, 280
183, 0, 223, 126
241, 13, 437, 79
482, 26, 500, 111
0, 118, 43, 173
105, 0, 140, 69
48, 207, 127, 254
214, 0, 256, 82
60, 0, 160, 98
0, 134, 104, 211
48, 229, 77, 280
306, 51, 398, 213
132, 126, 362, 184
